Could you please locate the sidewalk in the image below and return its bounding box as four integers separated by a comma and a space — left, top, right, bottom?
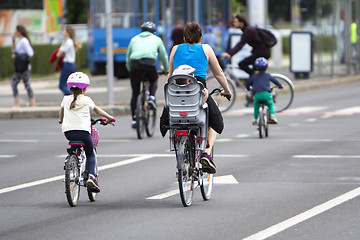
0, 69, 359, 119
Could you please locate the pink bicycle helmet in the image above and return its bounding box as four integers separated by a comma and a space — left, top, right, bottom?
67, 72, 90, 89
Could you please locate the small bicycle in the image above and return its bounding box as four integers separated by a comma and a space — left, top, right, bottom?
207, 63, 295, 113
135, 80, 157, 139
63, 118, 115, 207
164, 73, 229, 207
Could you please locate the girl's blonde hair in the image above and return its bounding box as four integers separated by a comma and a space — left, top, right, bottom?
65, 25, 82, 50
69, 88, 83, 109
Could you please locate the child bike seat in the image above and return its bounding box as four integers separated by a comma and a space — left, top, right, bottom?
164, 74, 206, 126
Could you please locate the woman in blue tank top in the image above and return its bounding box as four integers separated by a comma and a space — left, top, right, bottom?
166, 22, 232, 174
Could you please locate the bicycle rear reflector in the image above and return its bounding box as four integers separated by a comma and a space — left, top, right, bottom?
176, 130, 188, 136
179, 112, 188, 116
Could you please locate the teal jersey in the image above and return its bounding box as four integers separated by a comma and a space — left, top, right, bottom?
126, 31, 169, 72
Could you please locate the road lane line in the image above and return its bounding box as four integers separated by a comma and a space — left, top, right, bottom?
0, 155, 154, 195
1, 154, 245, 195
0, 155, 16, 158
146, 175, 239, 200
293, 155, 360, 159
243, 186, 360, 240
0, 139, 39, 143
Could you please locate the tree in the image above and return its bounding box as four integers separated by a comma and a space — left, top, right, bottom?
66, 0, 87, 24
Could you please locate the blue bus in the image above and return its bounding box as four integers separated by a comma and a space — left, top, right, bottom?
87, 0, 232, 77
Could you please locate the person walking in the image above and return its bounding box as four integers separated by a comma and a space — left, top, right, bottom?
11, 25, 36, 107
56, 25, 81, 95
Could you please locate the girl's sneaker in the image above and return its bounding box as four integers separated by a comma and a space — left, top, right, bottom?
86, 174, 100, 193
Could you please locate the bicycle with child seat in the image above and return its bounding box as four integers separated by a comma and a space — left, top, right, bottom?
135, 79, 157, 139
164, 74, 230, 207
63, 117, 115, 207
206, 63, 295, 113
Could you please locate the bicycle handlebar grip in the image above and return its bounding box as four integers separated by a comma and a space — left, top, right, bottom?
59, 120, 62, 124
111, 118, 116, 122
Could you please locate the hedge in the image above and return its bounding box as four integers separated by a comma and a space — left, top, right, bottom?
0, 43, 87, 80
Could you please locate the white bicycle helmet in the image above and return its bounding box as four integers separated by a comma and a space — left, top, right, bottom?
172, 65, 195, 76
67, 72, 90, 89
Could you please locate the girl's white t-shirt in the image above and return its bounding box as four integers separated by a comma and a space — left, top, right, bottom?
60, 38, 75, 63
61, 95, 95, 133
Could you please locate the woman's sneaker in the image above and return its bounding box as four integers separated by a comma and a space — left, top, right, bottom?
200, 152, 216, 174
86, 174, 100, 193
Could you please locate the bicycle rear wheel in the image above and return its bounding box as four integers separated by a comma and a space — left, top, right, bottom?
206, 76, 236, 112
200, 148, 214, 201
65, 154, 80, 207
87, 149, 98, 202
145, 103, 156, 137
177, 136, 194, 207
136, 93, 146, 139
265, 110, 269, 137
270, 73, 295, 113
258, 111, 265, 139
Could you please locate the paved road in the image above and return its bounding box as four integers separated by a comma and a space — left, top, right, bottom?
0, 81, 360, 239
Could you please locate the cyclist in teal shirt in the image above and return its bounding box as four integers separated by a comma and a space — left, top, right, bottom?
246, 57, 283, 124
126, 21, 169, 129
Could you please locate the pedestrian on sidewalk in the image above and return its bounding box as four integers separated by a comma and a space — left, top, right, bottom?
11, 25, 36, 107
55, 25, 81, 95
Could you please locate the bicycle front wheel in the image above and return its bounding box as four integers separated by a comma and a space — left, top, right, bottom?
65, 154, 80, 207
136, 93, 146, 139
270, 73, 295, 113
200, 148, 214, 201
206, 76, 236, 112
145, 103, 156, 137
177, 136, 194, 207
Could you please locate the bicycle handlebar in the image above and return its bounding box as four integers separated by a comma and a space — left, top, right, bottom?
92, 118, 116, 126
210, 88, 232, 101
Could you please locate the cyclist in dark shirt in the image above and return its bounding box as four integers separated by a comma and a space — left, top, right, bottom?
221, 15, 270, 77
246, 57, 283, 124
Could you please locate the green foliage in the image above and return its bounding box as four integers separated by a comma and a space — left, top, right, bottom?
0, 44, 88, 80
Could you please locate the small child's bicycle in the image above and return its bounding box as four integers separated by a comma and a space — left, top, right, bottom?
255, 86, 280, 138
63, 118, 115, 207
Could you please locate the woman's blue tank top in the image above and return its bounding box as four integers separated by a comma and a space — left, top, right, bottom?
173, 43, 208, 80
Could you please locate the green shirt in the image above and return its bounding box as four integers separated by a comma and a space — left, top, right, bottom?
126, 31, 169, 72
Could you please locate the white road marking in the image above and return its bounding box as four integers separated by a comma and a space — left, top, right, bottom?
284, 106, 328, 115
0, 155, 16, 158
216, 138, 233, 142
243, 186, 360, 240
321, 106, 360, 119
0, 155, 154, 195
1, 154, 243, 195
0, 139, 39, 143
236, 134, 250, 138
146, 175, 239, 200
293, 155, 360, 159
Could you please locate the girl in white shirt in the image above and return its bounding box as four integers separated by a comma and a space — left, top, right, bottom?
59, 72, 115, 193
56, 25, 81, 95
11, 25, 35, 107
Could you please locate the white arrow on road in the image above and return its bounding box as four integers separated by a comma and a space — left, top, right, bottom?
146, 175, 238, 200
